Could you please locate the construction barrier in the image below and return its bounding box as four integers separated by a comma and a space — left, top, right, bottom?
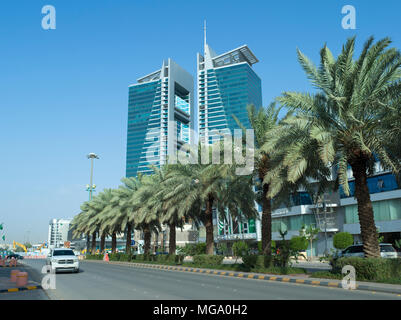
10, 270, 20, 282
16, 272, 28, 287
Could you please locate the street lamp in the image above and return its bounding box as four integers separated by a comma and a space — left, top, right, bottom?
86, 153, 99, 201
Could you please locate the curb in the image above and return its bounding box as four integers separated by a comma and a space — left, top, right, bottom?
85, 260, 401, 296
0, 265, 21, 268
0, 285, 42, 294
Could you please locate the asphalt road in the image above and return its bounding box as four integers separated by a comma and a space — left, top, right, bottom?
22, 259, 401, 300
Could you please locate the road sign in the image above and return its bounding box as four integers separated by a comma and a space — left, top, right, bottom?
131, 240, 135, 246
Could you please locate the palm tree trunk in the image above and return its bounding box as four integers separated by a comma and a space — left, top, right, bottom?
351, 159, 380, 258
91, 231, 97, 254
86, 233, 90, 253
111, 232, 117, 253
205, 194, 215, 255
261, 182, 272, 257
125, 223, 132, 254
143, 226, 151, 255
259, 156, 272, 259
169, 222, 176, 255
100, 233, 106, 253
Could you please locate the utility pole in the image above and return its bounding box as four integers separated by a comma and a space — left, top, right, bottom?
323, 198, 328, 256
86, 153, 99, 201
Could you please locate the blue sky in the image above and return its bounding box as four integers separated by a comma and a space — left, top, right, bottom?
1, 0, 400, 244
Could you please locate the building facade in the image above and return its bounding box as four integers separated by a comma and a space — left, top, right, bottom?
268, 161, 401, 257
126, 59, 194, 177
196, 42, 263, 248
340, 163, 401, 246
197, 43, 262, 145
48, 218, 72, 248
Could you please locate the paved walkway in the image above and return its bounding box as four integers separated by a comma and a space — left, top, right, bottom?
0, 262, 46, 299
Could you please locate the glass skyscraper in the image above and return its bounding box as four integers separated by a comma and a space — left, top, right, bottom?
126, 59, 194, 177
197, 43, 262, 144
196, 41, 263, 244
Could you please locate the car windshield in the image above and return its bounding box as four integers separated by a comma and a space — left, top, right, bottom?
53, 250, 75, 256
380, 245, 395, 252
344, 246, 363, 253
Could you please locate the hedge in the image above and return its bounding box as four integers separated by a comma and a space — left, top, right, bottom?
333, 232, 354, 250
86, 254, 103, 260
242, 255, 271, 269
85, 253, 184, 264
331, 257, 401, 281
192, 254, 224, 266
289, 236, 308, 252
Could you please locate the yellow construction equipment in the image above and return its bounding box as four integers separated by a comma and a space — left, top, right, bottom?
37, 243, 47, 253
12, 241, 27, 253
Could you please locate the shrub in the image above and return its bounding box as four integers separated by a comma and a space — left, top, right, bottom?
86, 254, 103, 260
166, 254, 184, 264
257, 241, 276, 255
333, 232, 354, 250
242, 255, 271, 269
119, 253, 133, 262
152, 254, 183, 264
177, 243, 206, 256
290, 236, 308, 252
135, 254, 155, 262
232, 241, 249, 257
216, 243, 228, 256
331, 257, 401, 281
193, 254, 224, 266
108, 253, 121, 261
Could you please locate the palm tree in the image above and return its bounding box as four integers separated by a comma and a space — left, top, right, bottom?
129, 173, 162, 255
263, 36, 401, 258
133, 166, 184, 255
164, 160, 257, 255
102, 177, 143, 254
233, 103, 281, 257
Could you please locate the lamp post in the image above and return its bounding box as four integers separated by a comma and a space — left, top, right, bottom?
86, 153, 99, 201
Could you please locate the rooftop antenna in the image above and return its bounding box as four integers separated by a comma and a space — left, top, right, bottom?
204, 20, 207, 55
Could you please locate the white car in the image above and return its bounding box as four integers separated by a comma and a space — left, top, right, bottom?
46, 248, 80, 273
340, 243, 398, 258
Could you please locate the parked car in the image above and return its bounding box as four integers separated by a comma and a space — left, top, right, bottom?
340, 243, 398, 258
46, 248, 79, 273
6, 253, 23, 260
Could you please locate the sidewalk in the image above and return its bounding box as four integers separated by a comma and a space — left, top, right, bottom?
0, 262, 44, 297
85, 259, 401, 296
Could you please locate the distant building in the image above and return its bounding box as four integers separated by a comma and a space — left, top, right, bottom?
48, 218, 72, 248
